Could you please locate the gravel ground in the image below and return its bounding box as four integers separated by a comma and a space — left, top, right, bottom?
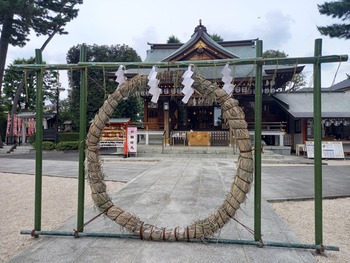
0, 172, 124, 263
1, 171, 349, 263
271, 198, 350, 263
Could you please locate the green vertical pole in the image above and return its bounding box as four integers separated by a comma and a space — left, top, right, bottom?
77, 45, 87, 232
34, 49, 43, 231
314, 39, 323, 249
254, 40, 263, 242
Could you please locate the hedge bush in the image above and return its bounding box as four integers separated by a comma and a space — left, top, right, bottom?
55, 141, 80, 151
31, 141, 55, 150
58, 132, 79, 142
42, 141, 56, 151
29, 132, 79, 144
28, 133, 36, 144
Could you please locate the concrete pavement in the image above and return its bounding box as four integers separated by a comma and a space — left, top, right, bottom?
1, 148, 349, 262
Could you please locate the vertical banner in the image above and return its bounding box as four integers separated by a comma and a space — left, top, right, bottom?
13, 114, 17, 137
127, 126, 137, 153
6, 114, 10, 135
28, 118, 35, 136
17, 116, 21, 138
26, 119, 30, 136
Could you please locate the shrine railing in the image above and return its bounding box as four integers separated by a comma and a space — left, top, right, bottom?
247, 121, 286, 132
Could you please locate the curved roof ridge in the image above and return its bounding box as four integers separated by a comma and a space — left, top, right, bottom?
162, 22, 239, 62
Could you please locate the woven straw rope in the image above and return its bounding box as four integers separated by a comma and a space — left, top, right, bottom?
86, 71, 253, 241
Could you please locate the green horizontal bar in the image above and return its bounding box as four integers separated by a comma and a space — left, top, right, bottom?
21, 230, 339, 251
12, 54, 348, 70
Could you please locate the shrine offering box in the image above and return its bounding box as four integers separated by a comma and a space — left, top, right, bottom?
187, 131, 210, 146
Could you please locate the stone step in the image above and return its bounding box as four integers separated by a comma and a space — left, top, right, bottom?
0, 145, 13, 154
135, 146, 285, 159
135, 152, 285, 159
0, 144, 34, 154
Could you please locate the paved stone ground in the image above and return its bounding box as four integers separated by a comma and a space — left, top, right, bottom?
262, 164, 350, 201
2, 147, 349, 262
3, 156, 318, 263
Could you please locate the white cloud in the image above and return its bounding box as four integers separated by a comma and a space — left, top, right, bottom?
4, 0, 350, 89
132, 27, 158, 60
251, 10, 294, 50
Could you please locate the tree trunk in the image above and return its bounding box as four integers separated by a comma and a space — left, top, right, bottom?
0, 13, 14, 98
0, 13, 14, 146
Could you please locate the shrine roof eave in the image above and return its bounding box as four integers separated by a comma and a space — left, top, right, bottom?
273, 92, 350, 118
265, 65, 305, 75
107, 118, 131, 124
107, 64, 303, 84
330, 78, 350, 91
147, 39, 257, 50
147, 42, 183, 50
219, 39, 257, 47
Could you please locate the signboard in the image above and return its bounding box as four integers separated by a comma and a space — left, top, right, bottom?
306, 141, 345, 159
127, 127, 137, 153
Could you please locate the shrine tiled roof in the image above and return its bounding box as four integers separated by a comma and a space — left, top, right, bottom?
330, 78, 350, 91
124, 22, 305, 89
144, 21, 256, 63
273, 92, 350, 118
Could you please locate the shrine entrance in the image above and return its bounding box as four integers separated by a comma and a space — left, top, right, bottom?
14, 39, 347, 253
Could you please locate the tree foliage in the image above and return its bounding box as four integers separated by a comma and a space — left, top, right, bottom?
3, 58, 57, 112
0, 0, 83, 97
167, 35, 181, 44
263, 50, 288, 58
263, 49, 306, 90
317, 0, 350, 39
58, 97, 79, 131
66, 44, 143, 130
210, 33, 224, 42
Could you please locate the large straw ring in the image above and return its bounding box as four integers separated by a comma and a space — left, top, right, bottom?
85, 71, 253, 241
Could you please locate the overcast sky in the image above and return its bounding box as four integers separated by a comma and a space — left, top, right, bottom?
6, 0, 350, 98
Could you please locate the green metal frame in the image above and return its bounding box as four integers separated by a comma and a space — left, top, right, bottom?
18, 40, 348, 251
34, 49, 43, 232
314, 39, 323, 251
21, 230, 340, 251
77, 45, 87, 232
254, 40, 263, 242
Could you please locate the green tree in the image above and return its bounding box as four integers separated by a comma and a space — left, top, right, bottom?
210, 33, 224, 42
263, 50, 288, 58
0, 0, 83, 98
58, 97, 77, 130
3, 58, 57, 112
317, 0, 350, 39
111, 97, 143, 122
167, 35, 181, 44
66, 44, 143, 130
263, 49, 306, 90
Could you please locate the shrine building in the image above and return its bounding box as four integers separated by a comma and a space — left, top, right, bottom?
118, 21, 350, 155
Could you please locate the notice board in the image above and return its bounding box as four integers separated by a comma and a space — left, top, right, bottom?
306, 141, 344, 159
127, 126, 137, 154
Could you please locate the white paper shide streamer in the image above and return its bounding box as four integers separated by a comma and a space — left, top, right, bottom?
181, 65, 194, 103
115, 65, 127, 85
221, 64, 234, 94
147, 66, 161, 103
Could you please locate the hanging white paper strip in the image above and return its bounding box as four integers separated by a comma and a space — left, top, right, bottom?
181, 65, 195, 104
221, 64, 235, 95
147, 66, 161, 103
115, 65, 127, 85
182, 88, 194, 103
150, 88, 161, 103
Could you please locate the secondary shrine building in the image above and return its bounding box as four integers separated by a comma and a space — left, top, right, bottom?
122, 22, 350, 154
